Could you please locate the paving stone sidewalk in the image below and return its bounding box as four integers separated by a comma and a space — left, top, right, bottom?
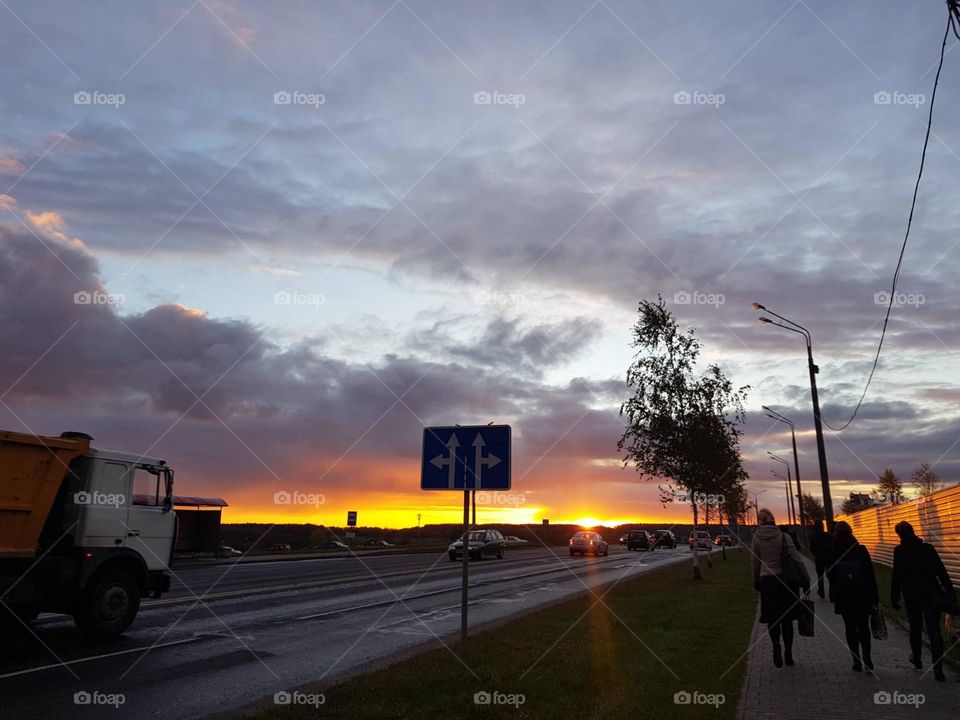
738, 557, 957, 720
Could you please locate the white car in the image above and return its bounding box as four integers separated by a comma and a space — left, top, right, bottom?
688, 530, 711, 550
503, 536, 528, 546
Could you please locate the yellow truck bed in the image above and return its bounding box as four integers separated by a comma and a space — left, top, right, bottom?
0, 431, 89, 558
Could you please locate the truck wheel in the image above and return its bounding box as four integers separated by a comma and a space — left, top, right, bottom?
74, 569, 141, 636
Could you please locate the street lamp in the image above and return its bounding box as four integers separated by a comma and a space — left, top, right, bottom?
763, 406, 806, 532
746, 489, 768, 525
768, 452, 796, 527
753, 302, 834, 528
771, 469, 795, 525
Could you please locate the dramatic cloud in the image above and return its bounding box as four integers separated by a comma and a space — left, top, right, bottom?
2, 1, 960, 522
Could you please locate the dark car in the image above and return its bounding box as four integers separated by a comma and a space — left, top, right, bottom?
714, 534, 735, 546
568, 531, 609, 557
448, 529, 505, 561
653, 530, 677, 549
313, 540, 348, 550
627, 530, 655, 551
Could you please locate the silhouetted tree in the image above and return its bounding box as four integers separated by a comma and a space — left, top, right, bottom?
875, 468, 905, 504
801, 493, 824, 526
618, 296, 749, 576
912, 463, 942, 498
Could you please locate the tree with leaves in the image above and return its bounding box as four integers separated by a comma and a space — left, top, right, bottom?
619, 295, 749, 526
801, 493, 825, 527
912, 463, 942, 498
875, 467, 905, 505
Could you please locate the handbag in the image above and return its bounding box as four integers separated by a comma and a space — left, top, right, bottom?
780, 535, 810, 589
797, 595, 815, 637
870, 608, 887, 640
946, 614, 958, 644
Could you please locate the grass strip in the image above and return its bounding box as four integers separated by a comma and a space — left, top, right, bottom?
251, 549, 756, 720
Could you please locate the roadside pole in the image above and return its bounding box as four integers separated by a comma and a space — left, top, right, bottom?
461, 489, 469, 646
421, 425, 511, 651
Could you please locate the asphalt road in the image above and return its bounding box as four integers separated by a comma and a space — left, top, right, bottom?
0, 543, 692, 718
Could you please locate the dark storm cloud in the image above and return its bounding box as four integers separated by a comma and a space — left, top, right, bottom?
0, 228, 619, 493
409, 315, 603, 378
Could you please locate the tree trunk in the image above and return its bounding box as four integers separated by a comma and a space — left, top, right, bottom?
691, 498, 702, 579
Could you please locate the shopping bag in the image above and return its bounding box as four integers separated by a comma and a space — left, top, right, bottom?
797, 597, 815, 637
870, 609, 887, 640
946, 614, 958, 644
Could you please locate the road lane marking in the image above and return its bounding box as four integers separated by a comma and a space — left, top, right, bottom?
0, 637, 205, 680
294, 554, 683, 620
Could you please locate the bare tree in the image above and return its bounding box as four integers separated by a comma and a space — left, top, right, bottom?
912, 463, 942, 498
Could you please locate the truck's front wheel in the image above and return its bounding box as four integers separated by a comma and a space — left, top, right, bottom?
74, 569, 141, 636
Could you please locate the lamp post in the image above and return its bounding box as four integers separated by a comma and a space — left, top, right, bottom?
753, 303, 835, 528
768, 452, 796, 525
746, 489, 768, 525
771, 469, 795, 525
763, 406, 805, 523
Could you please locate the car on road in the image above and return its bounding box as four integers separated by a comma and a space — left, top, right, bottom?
448, 529, 505, 560
362, 539, 394, 547
619, 532, 629, 545
270, 543, 292, 551
216, 545, 243, 558
653, 530, 677, 549
313, 540, 349, 550
626, 530, 655, 551
503, 535, 528, 546
568, 531, 609, 557
714, 534, 736, 546
688, 530, 711, 550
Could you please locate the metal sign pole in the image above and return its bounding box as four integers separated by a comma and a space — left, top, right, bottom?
461, 488, 469, 646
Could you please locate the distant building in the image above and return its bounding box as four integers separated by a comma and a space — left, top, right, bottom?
844, 492, 876, 513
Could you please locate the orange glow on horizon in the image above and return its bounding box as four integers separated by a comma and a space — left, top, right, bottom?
217, 499, 692, 529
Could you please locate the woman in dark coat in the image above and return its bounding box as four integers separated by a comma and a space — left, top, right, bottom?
827, 521, 879, 671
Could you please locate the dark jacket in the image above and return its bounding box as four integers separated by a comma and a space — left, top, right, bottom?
891, 535, 954, 608
809, 529, 831, 563
827, 542, 879, 615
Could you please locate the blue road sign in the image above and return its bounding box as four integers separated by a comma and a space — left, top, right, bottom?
421, 425, 511, 491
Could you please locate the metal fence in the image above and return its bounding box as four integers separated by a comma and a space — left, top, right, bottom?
838, 483, 960, 585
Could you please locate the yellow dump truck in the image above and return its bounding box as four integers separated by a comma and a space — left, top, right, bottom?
1, 430, 176, 635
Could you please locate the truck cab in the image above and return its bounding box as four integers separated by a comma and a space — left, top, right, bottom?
1, 431, 177, 635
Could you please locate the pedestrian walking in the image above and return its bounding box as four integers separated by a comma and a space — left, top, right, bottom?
891, 520, 957, 682
827, 521, 879, 672
809, 522, 831, 599
752, 508, 809, 668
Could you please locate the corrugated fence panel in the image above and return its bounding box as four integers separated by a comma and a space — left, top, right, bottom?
838, 483, 960, 585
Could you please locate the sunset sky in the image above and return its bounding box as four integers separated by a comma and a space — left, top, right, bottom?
2, 1, 960, 528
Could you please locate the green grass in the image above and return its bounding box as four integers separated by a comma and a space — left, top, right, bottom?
251, 550, 757, 720
873, 562, 960, 672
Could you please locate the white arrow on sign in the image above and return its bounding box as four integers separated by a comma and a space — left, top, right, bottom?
430, 434, 460, 488
472, 433, 501, 489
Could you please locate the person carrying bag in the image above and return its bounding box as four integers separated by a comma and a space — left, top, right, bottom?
752, 510, 808, 668
780, 530, 814, 637
891, 520, 956, 681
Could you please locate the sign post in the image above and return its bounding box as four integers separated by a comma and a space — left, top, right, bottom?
421, 425, 511, 647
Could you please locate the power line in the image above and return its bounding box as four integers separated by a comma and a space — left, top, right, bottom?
824, 1, 959, 431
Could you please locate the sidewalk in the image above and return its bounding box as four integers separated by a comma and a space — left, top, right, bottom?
738, 557, 957, 720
